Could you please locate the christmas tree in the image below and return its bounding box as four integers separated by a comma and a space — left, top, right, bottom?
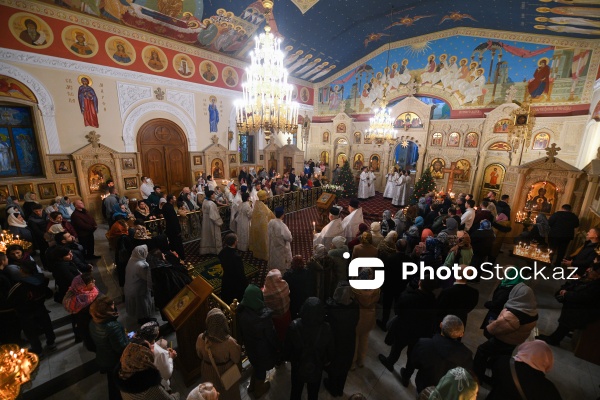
338, 160, 357, 198
411, 168, 436, 204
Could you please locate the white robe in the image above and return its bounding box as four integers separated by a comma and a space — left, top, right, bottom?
200, 200, 223, 255
267, 218, 293, 272
235, 201, 253, 251
369, 172, 376, 197
392, 175, 405, 206
342, 208, 364, 242
401, 175, 413, 206
358, 171, 370, 199
383, 173, 397, 198
229, 192, 242, 232
463, 74, 486, 103
313, 218, 344, 250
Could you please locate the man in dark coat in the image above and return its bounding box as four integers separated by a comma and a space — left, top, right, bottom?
146, 186, 163, 208
283, 256, 311, 319
285, 297, 335, 400
378, 280, 436, 378
218, 233, 248, 305
469, 220, 496, 281
324, 283, 359, 397
407, 315, 474, 393
537, 262, 600, 346
162, 195, 185, 260
436, 264, 479, 328
70, 199, 99, 259
238, 166, 248, 184
496, 194, 511, 219
377, 239, 411, 331
27, 203, 49, 267
470, 200, 494, 234
548, 204, 580, 269
562, 228, 600, 276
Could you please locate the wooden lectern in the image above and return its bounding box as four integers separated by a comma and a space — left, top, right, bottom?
163, 276, 213, 384
316, 192, 336, 230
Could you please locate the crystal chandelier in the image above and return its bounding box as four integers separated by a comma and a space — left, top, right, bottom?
364, 6, 397, 143
235, 0, 298, 145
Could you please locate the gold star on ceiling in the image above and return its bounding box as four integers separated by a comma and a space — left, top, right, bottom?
401, 140, 409, 148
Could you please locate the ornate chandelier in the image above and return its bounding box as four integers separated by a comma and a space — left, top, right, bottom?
364, 7, 397, 143
235, 0, 298, 144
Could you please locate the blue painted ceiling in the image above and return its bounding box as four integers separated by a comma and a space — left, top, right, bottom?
199, 0, 600, 82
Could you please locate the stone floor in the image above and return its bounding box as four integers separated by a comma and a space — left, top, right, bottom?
20, 223, 600, 400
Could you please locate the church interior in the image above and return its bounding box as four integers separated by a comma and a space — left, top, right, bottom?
1, 0, 600, 398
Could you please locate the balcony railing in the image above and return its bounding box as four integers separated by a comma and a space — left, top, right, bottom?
144, 187, 323, 243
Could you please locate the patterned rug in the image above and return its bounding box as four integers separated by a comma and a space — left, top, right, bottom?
182, 193, 395, 288
192, 257, 260, 293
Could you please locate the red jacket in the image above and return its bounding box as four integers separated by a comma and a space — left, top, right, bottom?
70, 208, 98, 236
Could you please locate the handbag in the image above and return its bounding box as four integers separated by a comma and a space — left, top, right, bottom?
205, 339, 241, 391
509, 358, 528, 400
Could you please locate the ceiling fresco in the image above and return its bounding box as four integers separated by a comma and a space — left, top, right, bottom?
34, 0, 600, 83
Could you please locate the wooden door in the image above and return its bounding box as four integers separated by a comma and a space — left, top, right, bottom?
137, 119, 190, 195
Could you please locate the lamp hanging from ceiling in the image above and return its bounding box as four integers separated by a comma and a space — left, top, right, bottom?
365, 5, 397, 144
235, 0, 299, 145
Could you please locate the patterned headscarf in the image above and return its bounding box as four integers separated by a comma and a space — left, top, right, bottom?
119, 342, 156, 380
204, 308, 230, 343
263, 269, 290, 316
414, 216, 424, 228
428, 367, 478, 400
89, 295, 118, 323
63, 274, 99, 314
313, 244, 327, 259
331, 236, 346, 249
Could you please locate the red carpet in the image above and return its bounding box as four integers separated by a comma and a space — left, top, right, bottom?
184, 193, 396, 287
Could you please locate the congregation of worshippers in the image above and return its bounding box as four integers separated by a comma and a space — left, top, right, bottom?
2, 159, 599, 400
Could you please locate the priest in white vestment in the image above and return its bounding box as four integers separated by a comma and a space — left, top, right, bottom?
392, 171, 405, 207
342, 198, 364, 242
235, 192, 253, 251
357, 167, 370, 200
199, 190, 223, 255
313, 206, 344, 250
229, 185, 243, 232
267, 206, 293, 272
249, 182, 261, 203
383, 169, 397, 199
401, 172, 413, 206
368, 168, 376, 198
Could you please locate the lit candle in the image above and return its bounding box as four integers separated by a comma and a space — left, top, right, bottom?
313, 221, 315, 232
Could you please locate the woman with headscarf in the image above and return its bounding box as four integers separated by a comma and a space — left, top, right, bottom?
115, 342, 178, 400
470, 220, 495, 281
474, 282, 538, 381
370, 222, 384, 247
437, 217, 458, 255
283, 255, 311, 319
352, 232, 378, 260
62, 272, 99, 350
403, 224, 421, 255
7, 207, 33, 243
237, 285, 278, 397
417, 197, 428, 217
285, 297, 335, 400
393, 209, 407, 236
45, 197, 60, 216
487, 340, 561, 400
112, 203, 131, 222
324, 283, 360, 397
187, 382, 219, 400
58, 196, 76, 221
124, 245, 153, 327
380, 210, 396, 238
347, 223, 369, 254
46, 211, 78, 239
89, 296, 129, 400
6, 195, 25, 217
22, 191, 39, 220
378, 231, 398, 261
134, 200, 152, 221
306, 244, 335, 301
418, 367, 478, 400
328, 236, 350, 287
480, 274, 524, 332
352, 268, 380, 369
263, 269, 291, 343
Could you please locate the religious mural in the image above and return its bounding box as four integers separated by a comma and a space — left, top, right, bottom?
62, 26, 98, 58
532, 132, 551, 150
173, 53, 195, 78
494, 119, 513, 133
208, 96, 219, 132
9, 12, 53, 49
323, 131, 330, 143
222, 67, 239, 87
211, 158, 224, 179
105, 36, 136, 66
455, 159, 471, 181
369, 154, 380, 172
354, 132, 361, 144
77, 75, 99, 128
320, 151, 329, 165
316, 34, 594, 116
464, 132, 478, 148
488, 142, 512, 151
481, 164, 505, 192
447, 132, 460, 147
0, 76, 36, 102
0, 106, 42, 177
337, 153, 347, 167
88, 163, 112, 193
142, 46, 168, 72
353, 153, 364, 170
431, 132, 443, 146
430, 158, 445, 179
200, 61, 218, 83
525, 181, 557, 214
394, 112, 423, 130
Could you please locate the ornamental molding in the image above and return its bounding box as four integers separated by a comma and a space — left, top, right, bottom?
123, 102, 197, 152
166, 89, 196, 121
117, 82, 152, 120
0, 60, 61, 153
